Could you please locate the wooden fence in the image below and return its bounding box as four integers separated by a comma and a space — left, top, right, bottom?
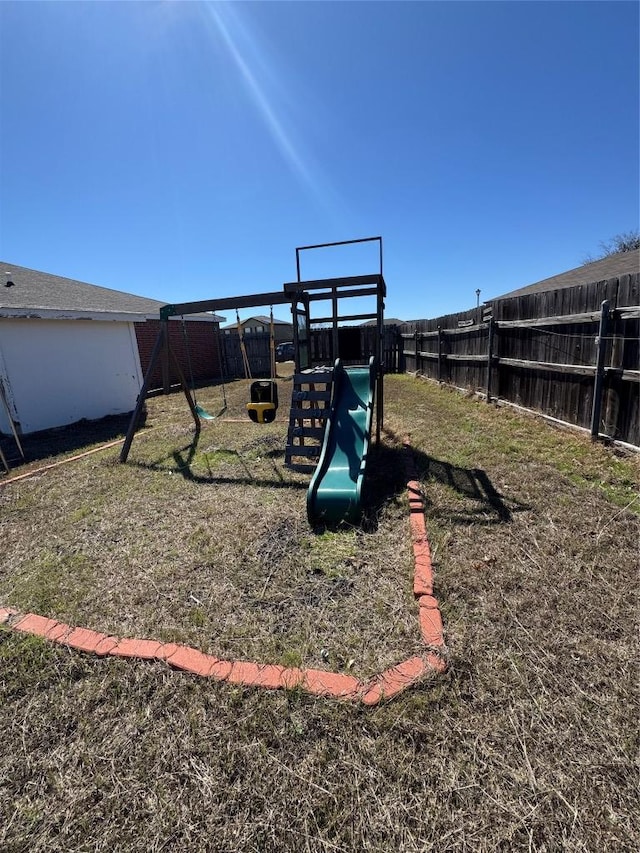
309, 325, 400, 373
221, 334, 272, 379
399, 272, 639, 447
220, 325, 402, 379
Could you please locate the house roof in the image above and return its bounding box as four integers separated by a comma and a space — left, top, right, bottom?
488, 249, 639, 302
360, 318, 405, 326
0, 262, 224, 322
221, 314, 292, 329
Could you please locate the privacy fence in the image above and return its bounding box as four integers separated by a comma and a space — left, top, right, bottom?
221, 325, 401, 378
139, 322, 401, 391
399, 272, 639, 447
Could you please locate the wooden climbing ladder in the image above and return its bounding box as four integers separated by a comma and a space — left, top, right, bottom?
284, 367, 334, 471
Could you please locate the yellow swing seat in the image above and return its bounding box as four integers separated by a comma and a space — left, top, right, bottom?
247, 380, 279, 424
246, 401, 277, 424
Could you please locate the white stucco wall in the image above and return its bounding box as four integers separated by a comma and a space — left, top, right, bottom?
0, 318, 143, 434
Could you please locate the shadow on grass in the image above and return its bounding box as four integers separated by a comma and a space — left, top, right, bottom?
126, 424, 525, 525
0, 413, 137, 472
361, 427, 527, 530
130, 434, 308, 491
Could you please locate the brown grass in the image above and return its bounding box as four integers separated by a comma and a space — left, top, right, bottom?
1, 374, 638, 851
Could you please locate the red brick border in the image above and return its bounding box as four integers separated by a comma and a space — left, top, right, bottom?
1, 441, 447, 704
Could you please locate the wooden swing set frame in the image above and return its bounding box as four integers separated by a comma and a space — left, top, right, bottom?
119, 237, 387, 464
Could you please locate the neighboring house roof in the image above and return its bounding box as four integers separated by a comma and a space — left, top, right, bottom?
0, 261, 224, 323
221, 315, 292, 330
488, 249, 639, 302
360, 318, 405, 326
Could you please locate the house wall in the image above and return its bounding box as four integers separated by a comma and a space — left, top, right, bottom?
135, 319, 221, 389
0, 318, 143, 434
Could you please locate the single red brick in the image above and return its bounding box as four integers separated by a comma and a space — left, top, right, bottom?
362, 656, 427, 705
426, 652, 448, 674
13, 613, 58, 638
410, 516, 426, 540
166, 645, 215, 675
94, 636, 119, 656
413, 571, 433, 597
361, 685, 383, 706
419, 607, 444, 647
0, 607, 17, 624
65, 627, 106, 654
417, 594, 439, 610
302, 669, 361, 699
109, 638, 163, 660
46, 622, 72, 643
227, 660, 261, 685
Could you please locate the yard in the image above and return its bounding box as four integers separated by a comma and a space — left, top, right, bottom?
1, 373, 638, 852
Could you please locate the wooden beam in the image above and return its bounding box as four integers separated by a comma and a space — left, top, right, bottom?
497, 357, 596, 377
305, 286, 379, 302
605, 368, 640, 383
496, 311, 602, 329
443, 323, 489, 336
311, 313, 378, 325
618, 306, 640, 320
284, 274, 384, 294
120, 322, 167, 463
442, 353, 489, 362
161, 290, 292, 319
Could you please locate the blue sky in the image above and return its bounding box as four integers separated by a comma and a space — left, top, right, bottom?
1, 1, 638, 322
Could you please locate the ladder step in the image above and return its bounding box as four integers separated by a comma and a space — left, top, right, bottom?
288, 426, 325, 440
285, 367, 334, 473
292, 390, 332, 402
284, 461, 317, 474
293, 372, 333, 385
289, 407, 329, 420
286, 445, 322, 458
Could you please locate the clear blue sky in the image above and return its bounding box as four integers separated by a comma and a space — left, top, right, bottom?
1, 1, 638, 322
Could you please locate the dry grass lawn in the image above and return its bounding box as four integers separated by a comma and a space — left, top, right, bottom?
1, 373, 638, 852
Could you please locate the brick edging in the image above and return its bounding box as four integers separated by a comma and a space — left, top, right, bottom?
0, 442, 447, 704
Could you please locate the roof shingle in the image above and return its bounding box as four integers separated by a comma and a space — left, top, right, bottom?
0, 262, 224, 322
489, 249, 639, 302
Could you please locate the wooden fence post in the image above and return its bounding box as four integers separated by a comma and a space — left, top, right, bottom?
486, 316, 495, 402
590, 300, 610, 440
437, 327, 443, 382
603, 307, 623, 436
414, 329, 419, 374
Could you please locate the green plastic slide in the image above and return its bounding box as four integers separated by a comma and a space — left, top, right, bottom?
307, 357, 376, 525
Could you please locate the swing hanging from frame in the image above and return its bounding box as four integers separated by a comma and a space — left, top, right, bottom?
181, 316, 228, 420
246, 305, 279, 424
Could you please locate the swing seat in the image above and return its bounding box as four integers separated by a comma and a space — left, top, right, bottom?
196, 404, 227, 421
247, 380, 278, 424
247, 401, 277, 424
